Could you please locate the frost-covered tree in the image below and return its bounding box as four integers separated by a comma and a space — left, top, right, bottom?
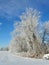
43, 21, 49, 53
10, 8, 44, 58
44, 21, 49, 33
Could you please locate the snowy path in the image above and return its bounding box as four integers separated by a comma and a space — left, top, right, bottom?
0, 51, 49, 65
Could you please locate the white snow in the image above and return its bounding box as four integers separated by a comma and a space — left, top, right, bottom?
0, 51, 49, 65
43, 54, 49, 59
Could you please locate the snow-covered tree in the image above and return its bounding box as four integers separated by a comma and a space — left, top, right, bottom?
10, 8, 45, 58
42, 21, 49, 53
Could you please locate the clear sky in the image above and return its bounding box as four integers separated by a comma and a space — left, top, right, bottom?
0, 0, 49, 47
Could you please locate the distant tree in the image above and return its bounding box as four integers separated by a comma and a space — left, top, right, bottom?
42, 21, 49, 54
0, 47, 9, 51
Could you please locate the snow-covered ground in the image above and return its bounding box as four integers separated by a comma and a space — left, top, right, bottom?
0, 51, 49, 65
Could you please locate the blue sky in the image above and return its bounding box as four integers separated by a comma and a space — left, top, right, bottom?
0, 0, 49, 47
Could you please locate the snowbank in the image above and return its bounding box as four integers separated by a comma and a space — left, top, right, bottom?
0, 51, 49, 65
43, 54, 49, 59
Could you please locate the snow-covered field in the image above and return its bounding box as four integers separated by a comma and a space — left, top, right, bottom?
0, 51, 49, 65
